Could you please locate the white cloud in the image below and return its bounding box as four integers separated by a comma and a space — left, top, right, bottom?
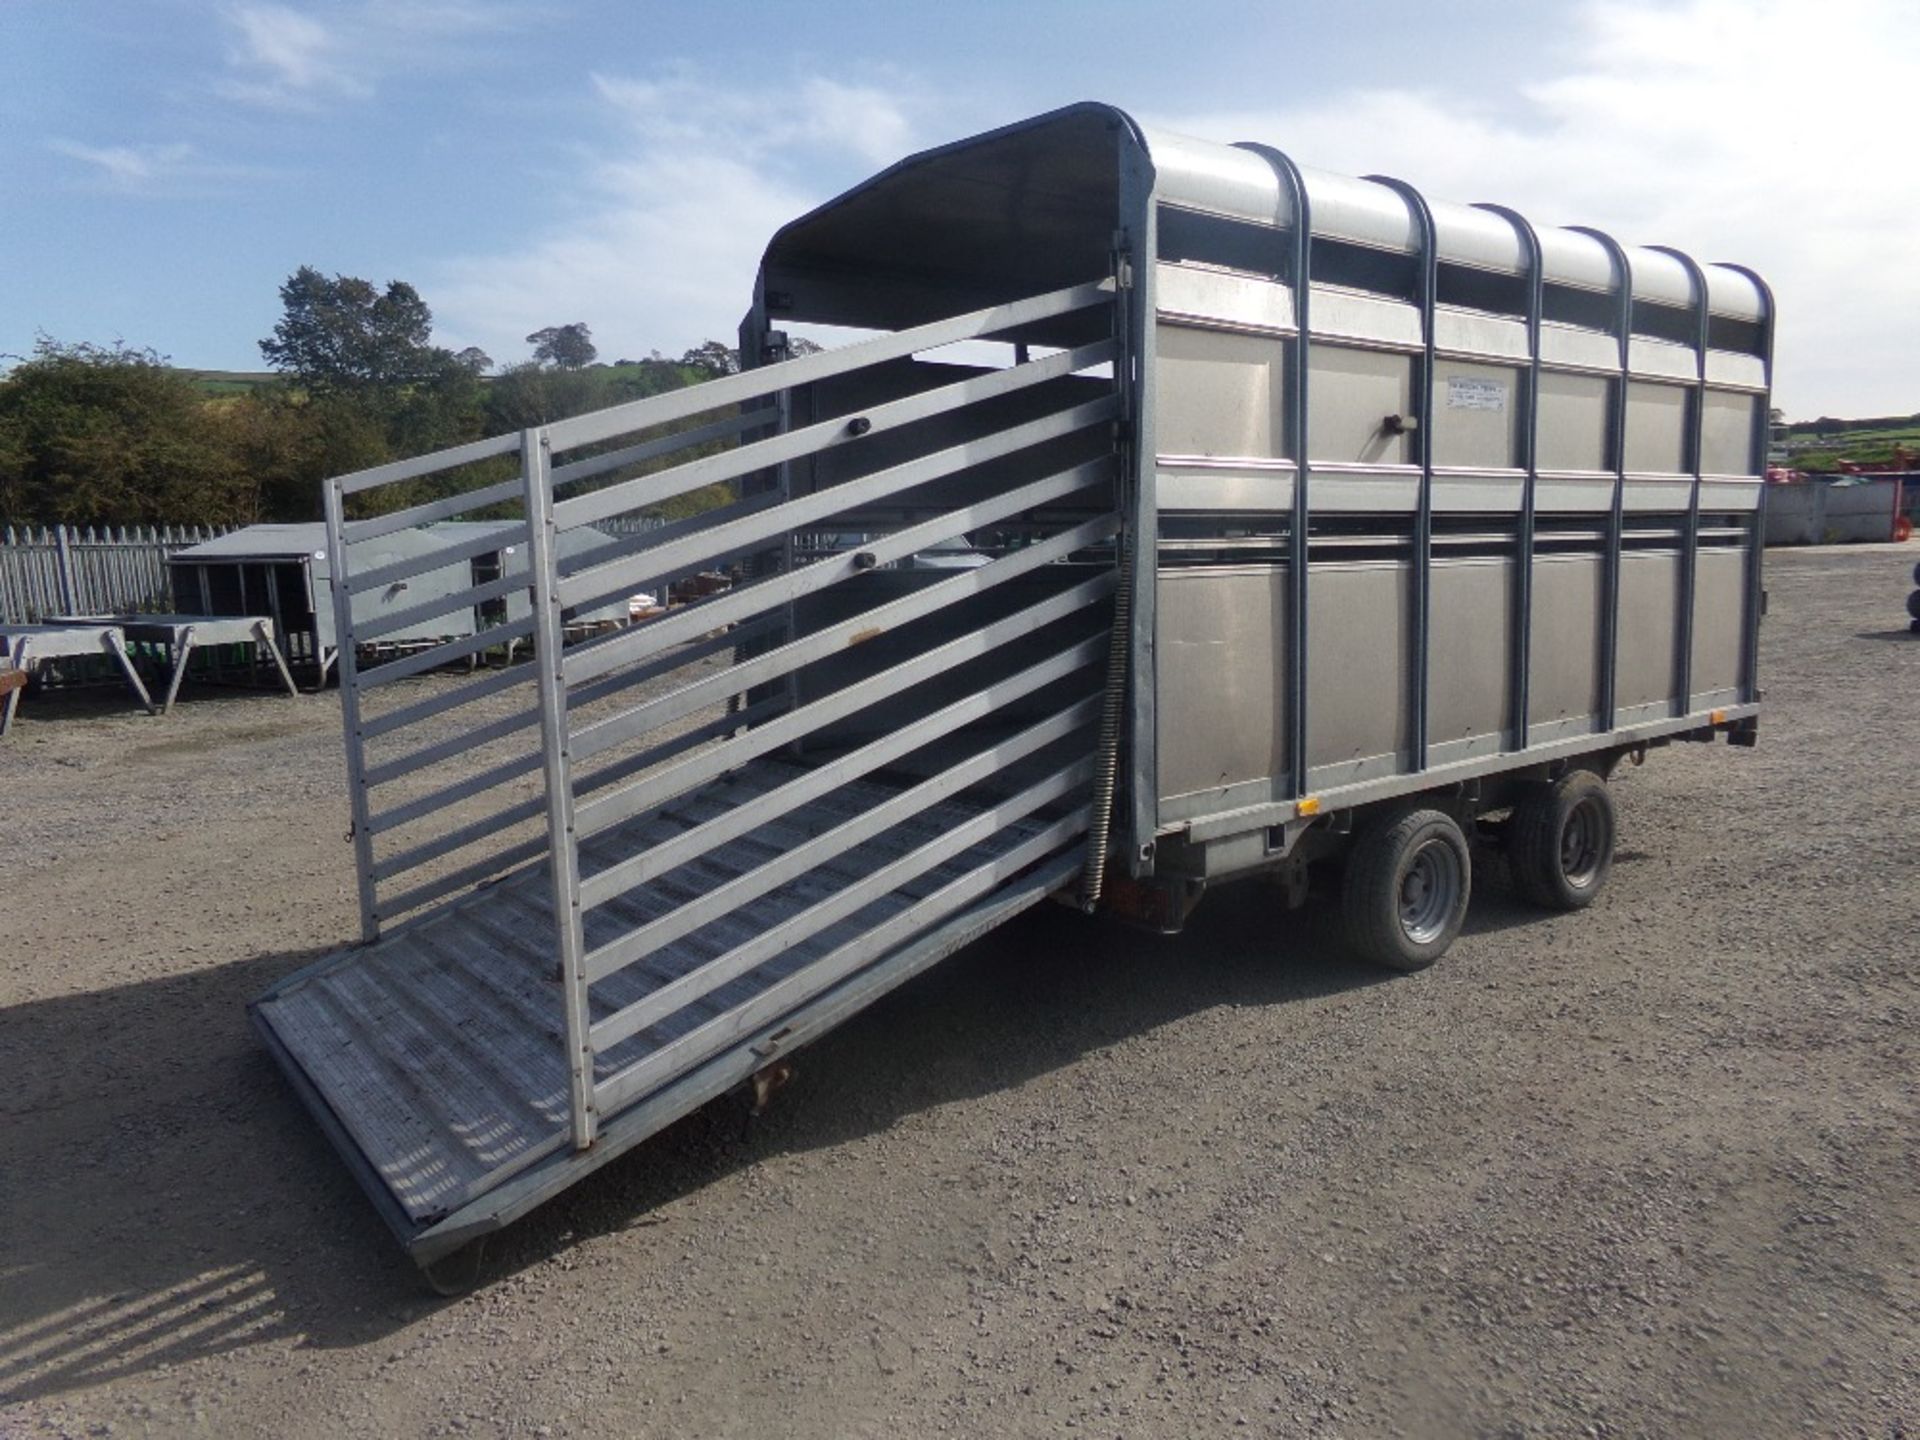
790, 77, 916, 168
433, 70, 922, 365
219, 4, 367, 107
1149, 0, 1920, 418
51, 140, 199, 191
216, 0, 525, 109
48, 139, 265, 197
589, 70, 915, 169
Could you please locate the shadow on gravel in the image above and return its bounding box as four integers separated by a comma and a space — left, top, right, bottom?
0, 680, 307, 741
0, 687, 158, 728
1852, 628, 1918, 642
487, 878, 1459, 1279
0, 865, 1566, 1400
0, 947, 412, 1407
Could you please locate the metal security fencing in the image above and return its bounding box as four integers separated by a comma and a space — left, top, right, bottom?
0, 524, 236, 624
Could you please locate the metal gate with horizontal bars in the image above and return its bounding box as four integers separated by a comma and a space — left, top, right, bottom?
253, 275, 1127, 1248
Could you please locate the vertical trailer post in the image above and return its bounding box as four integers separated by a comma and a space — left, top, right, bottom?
522, 426, 597, 1152
1652, 245, 1711, 715
1475, 204, 1543, 751
736, 288, 795, 740
1236, 143, 1315, 800
1571, 227, 1632, 733
321, 476, 381, 944
1366, 175, 1438, 773
1120, 143, 1159, 873
1725, 264, 1775, 706
1079, 239, 1135, 909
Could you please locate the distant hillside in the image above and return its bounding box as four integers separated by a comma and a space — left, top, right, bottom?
1782, 413, 1920, 473
1783, 411, 1920, 437
177, 368, 277, 397
174, 360, 708, 399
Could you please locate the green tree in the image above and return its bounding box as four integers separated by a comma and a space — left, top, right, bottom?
224, 388, 401, 521
483, 361, 604, 430
527, 323, 597, 369
260, 267, 453, 393
255, 267, 488, 508
679, 340, 739, 379
0, 339, 252, 524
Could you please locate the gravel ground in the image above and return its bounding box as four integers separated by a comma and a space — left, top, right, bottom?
1, 543, 1914, 1439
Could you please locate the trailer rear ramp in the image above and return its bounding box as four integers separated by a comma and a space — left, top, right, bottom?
251, 277, 1129, 1267
253, 756, 1084, 1262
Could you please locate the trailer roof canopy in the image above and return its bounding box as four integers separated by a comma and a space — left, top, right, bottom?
756, 101, 1769, 336
757, 102, 1141, 334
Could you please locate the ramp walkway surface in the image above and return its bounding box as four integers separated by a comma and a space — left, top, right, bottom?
253, 758, 1058, 1229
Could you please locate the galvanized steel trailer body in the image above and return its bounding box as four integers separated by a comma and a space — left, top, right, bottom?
252, 103, 1771, 1270
755, 103, 1768, 860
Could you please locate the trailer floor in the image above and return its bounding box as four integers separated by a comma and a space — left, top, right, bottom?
251, 757, 1054, 1232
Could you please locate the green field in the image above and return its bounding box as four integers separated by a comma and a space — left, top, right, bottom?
176, 368, 278, 397
176, 361, 686, 398
1782, 417, 1920, 473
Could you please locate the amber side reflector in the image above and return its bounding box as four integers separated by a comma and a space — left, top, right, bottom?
1709, 709, 1728, 725
1297, 796, 1321, 817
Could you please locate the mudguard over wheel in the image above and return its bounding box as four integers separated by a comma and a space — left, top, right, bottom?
1340, 808, 1472, 972
1509, 769, 1615, 911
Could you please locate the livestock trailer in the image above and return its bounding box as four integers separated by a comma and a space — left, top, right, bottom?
251, 103, 1773, 1282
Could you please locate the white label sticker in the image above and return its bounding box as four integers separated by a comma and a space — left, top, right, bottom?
1446, 376, 1508, 412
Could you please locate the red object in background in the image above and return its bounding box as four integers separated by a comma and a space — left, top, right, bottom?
1835, 443, 1916, 476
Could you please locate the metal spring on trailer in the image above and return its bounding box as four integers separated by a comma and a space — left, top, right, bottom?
1077, 532, 1132, 912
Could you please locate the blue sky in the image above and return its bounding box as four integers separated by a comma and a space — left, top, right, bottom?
2, 0, 1913, 418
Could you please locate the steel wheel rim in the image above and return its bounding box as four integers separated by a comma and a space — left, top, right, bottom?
1560, 797, 1605, 887
1398, 839, 1461, 945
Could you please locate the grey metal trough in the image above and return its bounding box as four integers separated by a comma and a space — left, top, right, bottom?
0, 623, 158, 735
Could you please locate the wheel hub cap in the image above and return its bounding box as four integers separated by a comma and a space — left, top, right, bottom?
1398, 841, 1460, 945
1560, 798, 1604, 886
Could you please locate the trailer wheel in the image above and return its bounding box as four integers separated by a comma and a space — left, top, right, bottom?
1509, 770, 1614, 911
419, 1239, 488, 1297
1340, 808, 1471, 972
1906, 588, 1920, 622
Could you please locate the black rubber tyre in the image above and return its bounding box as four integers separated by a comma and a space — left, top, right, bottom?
419, 1239, 489, 1297
1905, 588, 1920, 621
1509, 770, 1615, 911
1912, 559, 1920, 587
1340, 808, 1472, 972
